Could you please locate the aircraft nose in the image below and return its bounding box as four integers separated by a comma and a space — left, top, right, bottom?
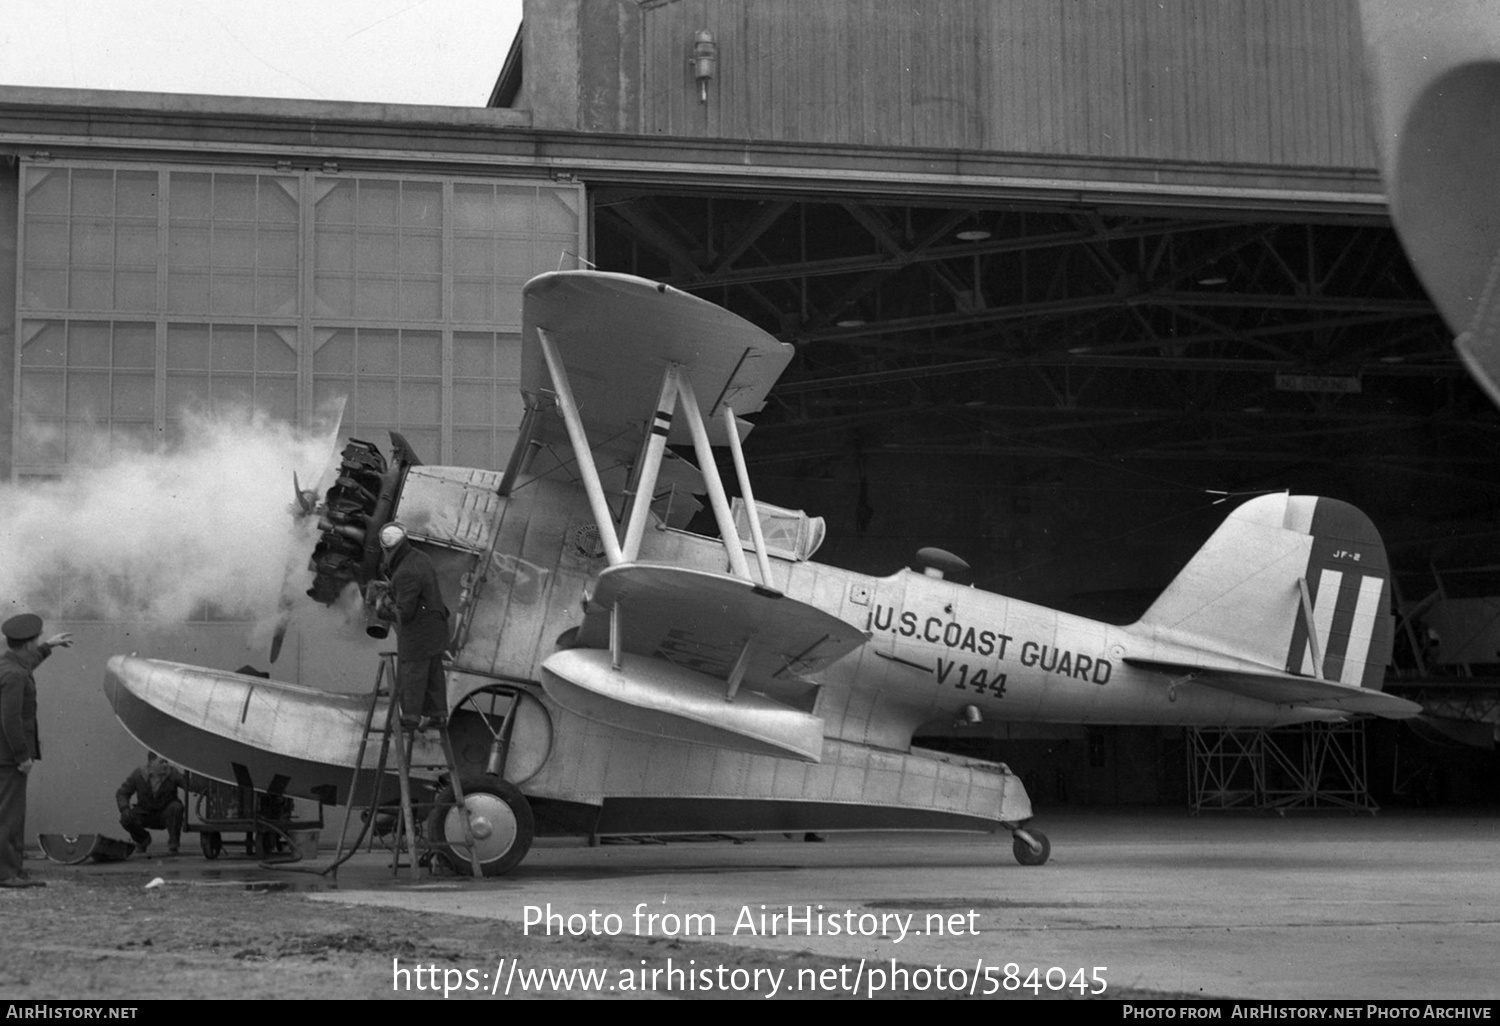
103, 654, 126, 708
102, 654, 151, 712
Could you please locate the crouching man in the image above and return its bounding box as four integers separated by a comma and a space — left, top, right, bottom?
117, 752, 186, 856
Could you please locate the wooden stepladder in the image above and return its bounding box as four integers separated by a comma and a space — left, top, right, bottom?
331, 652, 483, 881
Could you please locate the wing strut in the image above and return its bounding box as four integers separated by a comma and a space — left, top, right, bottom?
610, 601, 623, 671
725, 638, 754, 702
536, 328, 625, 566
537, 321, 764, 585
675, 373, 753, 580
723, 406, 775, 587
620, 364, 680, 562
1296, 576, 1325, 679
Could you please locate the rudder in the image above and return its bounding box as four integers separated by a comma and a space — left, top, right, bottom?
1283, 497, 1393, 691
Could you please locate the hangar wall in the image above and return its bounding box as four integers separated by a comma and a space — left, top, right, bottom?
526, 0, 1377, 171
12, 160, 580, 476
5, 0, 1477, 830
0, 147, 585, 836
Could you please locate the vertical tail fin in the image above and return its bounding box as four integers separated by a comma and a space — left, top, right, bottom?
1136, 494, 1395, 691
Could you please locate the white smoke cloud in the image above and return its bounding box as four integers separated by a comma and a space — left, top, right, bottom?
1, 408, 340, 631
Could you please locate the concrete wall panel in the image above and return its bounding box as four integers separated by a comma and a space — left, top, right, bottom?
622, 0, 1376, 170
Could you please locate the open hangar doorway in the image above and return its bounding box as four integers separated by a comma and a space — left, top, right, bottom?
588, 184, 1500, 809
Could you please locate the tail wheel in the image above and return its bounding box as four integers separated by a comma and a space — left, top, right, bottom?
1012, 828, 1050, 866
424, 777, 534, 877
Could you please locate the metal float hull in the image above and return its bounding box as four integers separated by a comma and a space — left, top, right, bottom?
102, 655, 445, 805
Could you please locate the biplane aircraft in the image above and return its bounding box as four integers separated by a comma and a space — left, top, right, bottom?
103, 270, 1421, 876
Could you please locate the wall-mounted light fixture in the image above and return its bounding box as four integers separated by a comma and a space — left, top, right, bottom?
691, 30, 718, 103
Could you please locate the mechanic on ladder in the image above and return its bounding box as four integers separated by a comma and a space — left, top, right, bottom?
376, 522, 451, 733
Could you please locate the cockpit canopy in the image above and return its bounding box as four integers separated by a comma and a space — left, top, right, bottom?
730, 498, 825, 562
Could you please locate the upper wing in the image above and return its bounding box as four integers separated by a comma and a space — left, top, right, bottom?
514, 271, 793, 483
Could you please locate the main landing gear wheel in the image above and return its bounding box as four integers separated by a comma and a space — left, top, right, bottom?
1012, 828, 1050, 866
424, 778, 534, 878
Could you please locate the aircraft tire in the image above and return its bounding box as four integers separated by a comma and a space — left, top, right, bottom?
1012, 828, 1050, 867
425, 777, 534, 877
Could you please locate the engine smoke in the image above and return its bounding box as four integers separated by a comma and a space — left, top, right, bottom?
1, 409, 339, 631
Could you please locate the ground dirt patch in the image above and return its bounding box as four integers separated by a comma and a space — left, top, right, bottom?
0, 863, 1160, 1000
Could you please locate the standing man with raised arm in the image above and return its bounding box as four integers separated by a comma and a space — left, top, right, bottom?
0, 613, 72, 888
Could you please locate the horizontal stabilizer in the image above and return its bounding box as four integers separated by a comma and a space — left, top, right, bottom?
541, 648, 825, 762
1124, 657, 1422, 719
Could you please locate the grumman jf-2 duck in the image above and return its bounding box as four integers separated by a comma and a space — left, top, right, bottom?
103, 270, 1421, 875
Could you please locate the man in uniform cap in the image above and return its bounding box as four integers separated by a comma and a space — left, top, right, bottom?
376, 522, 451, 732
0, 613, 71, 888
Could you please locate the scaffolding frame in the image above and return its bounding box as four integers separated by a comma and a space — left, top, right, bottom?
1187, 721, 1376, 814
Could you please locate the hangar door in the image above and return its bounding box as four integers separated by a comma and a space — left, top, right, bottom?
12, 160, 584, 478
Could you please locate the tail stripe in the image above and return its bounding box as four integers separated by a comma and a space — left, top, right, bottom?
1295, 570, 1387, 684
1339, 575, 1387, 686
1299, 568, 1344, 677
1320, 569, 1368, 682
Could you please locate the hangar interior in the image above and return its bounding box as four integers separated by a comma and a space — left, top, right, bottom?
583, 183, 1500, 809
3, 0, 1498, 831
508, 0, 1500, 806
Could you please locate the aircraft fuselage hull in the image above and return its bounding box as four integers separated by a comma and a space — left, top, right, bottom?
99, 475, 1366, 845
444, 476, 1343, 751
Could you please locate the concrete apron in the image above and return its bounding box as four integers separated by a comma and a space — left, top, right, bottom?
59, 809, 1500, 999
311, 810, 1500, 1000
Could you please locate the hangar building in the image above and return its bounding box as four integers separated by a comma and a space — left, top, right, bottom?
2, 0, 1496, 838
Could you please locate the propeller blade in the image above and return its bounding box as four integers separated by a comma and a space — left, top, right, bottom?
292, 470, 317, 518
269, 604, 291, 664
269, 622, 287, 664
